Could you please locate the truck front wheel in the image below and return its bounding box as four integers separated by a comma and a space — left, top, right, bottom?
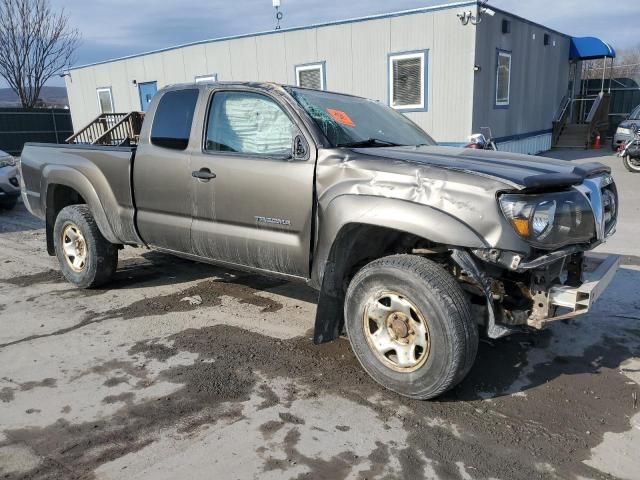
53, 205, 117, 288
344, 254, 478, 400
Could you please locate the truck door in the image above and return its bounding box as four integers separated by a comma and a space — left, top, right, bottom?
134, 88, 199, 253
189, 88, 316, 278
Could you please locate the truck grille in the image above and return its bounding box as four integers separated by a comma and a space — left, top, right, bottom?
575, 175, 617, 242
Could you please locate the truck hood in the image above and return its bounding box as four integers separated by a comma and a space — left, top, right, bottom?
353, 145, 611, 190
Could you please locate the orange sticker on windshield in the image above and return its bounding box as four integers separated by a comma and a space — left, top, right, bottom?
326, 108, 355, 127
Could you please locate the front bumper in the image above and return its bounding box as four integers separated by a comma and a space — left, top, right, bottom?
543, 253, 619, 324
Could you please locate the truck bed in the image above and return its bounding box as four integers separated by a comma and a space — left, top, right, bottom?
20, 142, 140, 246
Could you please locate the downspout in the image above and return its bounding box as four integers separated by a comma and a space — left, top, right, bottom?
600, 56, 606, 93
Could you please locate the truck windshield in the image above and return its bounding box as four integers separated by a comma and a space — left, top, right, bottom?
286, 87, 436, 148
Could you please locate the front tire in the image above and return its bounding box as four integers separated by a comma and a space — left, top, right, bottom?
53, 205, 117, 288
344, 254, 478, 400
623, 154, 640, 173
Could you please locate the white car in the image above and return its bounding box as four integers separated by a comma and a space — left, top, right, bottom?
613, 105, 640, 151
0, 149, 20, 211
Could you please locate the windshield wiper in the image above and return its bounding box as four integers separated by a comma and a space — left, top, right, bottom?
336, 138, 401, 148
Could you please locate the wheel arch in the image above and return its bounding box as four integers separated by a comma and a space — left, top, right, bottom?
44, 168, 120, 255
311, 195, 488, 344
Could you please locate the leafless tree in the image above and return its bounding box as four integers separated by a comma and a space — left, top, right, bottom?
582, 44, 640, 81
0, 0, 80, 108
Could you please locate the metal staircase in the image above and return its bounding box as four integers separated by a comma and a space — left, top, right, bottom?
66, 112, 144, 147
552, 92, 610, 149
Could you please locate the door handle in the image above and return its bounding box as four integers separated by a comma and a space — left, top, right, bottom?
192, 168, 217, 181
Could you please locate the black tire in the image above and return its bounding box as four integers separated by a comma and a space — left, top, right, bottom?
0, 197, 18, 211
344, 254, 478, 400
623, 155, 640, 173
53, 205, 117, 288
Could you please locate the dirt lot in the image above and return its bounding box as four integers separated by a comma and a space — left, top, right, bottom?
1, 150, 639, 480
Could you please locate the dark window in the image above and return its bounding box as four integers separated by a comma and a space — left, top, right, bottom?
389, 51, 426, 110
544, 33, 550, 46
205, 91, 295, 157
502, 20, 511, 34
151, 89, 199, 150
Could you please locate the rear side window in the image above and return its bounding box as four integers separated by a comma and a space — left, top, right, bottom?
151, 89, 199, 150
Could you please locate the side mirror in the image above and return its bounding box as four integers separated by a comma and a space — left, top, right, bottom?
292, 134, 309, 161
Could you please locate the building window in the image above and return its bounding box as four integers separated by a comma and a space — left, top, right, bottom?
96, 87, 114, 114
388, 50, 427, 112
195, 74, 218, 84
151, 89, 199, 150
501, 20, 511, 34
495, 50, 511, 108
295, 63, 325, 90
205, 91, 294, 157
544, 34, 550, 46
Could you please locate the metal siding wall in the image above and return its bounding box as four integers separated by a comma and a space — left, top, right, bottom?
65, 6, 482, 143
497, 133, 552, 155
204, 42, 233, 81
229, 37, 260, 81
351, 19, 390, 101
473, 13, 571, 148
430, 9, 475, 141
284, 29, 318, 85
124, 57, 147, 111
182, 44, 210, 82
316, 24, 353, 93
161, 49, 187, 85
255, 34, 288, 84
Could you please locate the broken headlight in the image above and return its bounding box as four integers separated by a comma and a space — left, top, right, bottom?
499, 191, 595, 249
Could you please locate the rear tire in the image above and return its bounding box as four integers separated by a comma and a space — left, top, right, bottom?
344, 254, 478, 400
53, 205, 117, 288
623, 155, 640, 173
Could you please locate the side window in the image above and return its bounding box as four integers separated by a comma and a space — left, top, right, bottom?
496, 51, 512, 107
388, 51, 427, 112
151, 89, 199, 150
205, 91, 295, 157
96, 87, 114, 114
295, 63, 325, 90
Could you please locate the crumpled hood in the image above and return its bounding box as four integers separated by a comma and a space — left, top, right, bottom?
353, 145, 610, 190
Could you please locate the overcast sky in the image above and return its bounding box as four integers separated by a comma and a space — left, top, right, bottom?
3, 0, 636, 88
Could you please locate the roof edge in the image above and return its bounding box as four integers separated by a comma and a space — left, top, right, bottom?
68, 1, 478, 71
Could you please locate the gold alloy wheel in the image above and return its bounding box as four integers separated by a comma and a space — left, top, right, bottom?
61, 223, 88, 272
362, 291, 431, 373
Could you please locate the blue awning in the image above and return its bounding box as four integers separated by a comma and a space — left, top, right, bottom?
570, 37, 616, 61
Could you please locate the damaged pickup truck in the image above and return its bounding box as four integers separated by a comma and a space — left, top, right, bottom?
19, 82, 619, 399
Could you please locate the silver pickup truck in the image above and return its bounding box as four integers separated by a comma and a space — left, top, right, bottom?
19, 82, 619, 399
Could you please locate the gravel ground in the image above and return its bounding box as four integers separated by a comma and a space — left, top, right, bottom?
0, 150, 639, 480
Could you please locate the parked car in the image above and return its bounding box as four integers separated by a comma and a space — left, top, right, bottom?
0, 150, 20, 211
19, 82, 620, 400
613, 104, 640, 151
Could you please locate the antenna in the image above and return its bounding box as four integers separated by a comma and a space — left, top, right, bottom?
273, 0, 283, 30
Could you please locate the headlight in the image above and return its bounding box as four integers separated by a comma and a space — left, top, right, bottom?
0, 156, 16, 168
499, 190, 595, 248
618, 128, 632, 136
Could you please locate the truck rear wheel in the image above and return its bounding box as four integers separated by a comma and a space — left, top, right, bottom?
53, 205, 117, 288
344, 254, 478, 400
